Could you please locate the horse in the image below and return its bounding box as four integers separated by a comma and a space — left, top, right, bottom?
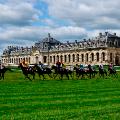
74, 67, 86, 79
33, 64, 53, 80
0, 67, 12, 80
18, 63, 35, 81
108, 68, 118, 77
51, 65, 73, 80
98, 67, 107, 78
87, 65, 98, 79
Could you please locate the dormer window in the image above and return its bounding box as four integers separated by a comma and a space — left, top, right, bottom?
115, 40, 118, 47
109, 41, 112, 47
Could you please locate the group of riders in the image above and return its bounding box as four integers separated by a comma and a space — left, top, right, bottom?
0, 59, 115, 74
55, 61, 115, 72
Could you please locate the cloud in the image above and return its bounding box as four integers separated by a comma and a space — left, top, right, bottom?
0, 0, 120, 55
0, 0, 41, 26
44, 0, 120, 29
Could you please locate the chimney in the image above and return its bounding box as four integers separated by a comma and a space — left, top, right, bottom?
114, 33, 116, 36
67, 41, 69, 44
48, 33, 51, 38
105, 32, 108, 36
99, 33, 102, 37
75, 40, 77, 43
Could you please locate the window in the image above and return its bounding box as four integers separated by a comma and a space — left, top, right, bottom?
110, 53, 112, 62
77, 54, 79, 62
50, 56, 52, 63
64, 55, 67, 63
53, 56, 55, 63
60, 55, 63, 62
91, 53, 94, 61
96, 53, 99, 62
29, 57, 30, 64
68, 54, 71, 62
86, 53, 88, 62
72, 54, 75, 62
102, 52, 105, 61
57, 55, 59, 61
81, 54, 84, 62
43, 56, 47, 63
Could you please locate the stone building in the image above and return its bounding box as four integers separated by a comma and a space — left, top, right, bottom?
1, 32, 120, 66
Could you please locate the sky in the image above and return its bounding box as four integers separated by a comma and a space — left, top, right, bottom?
0, 0, 120, 54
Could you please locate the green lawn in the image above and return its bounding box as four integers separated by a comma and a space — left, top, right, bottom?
0, 70, 120, 120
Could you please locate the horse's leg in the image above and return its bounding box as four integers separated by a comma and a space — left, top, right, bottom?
26, 75, 32, 81
42, 74, 45, 80
70, 72, 73, 79
66, 73, 69, 80
1, 73, 4, 80
33, 73, 35, 80
60, 74, 63, 80
54, 73, 58, 79
89, 72, 91, 79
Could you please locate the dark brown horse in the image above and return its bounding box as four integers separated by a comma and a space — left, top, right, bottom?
18, 63, 35, 81
0, 67, 12, 80
33, 64, 53, 80
51, 65, 73, 80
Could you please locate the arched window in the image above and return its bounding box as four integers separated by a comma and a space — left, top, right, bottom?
64, 55, 67, 63
110, 53, 112, 62
50, 56, 52, 63
86, 53, 88, 62
12, 58, 13, 63
14, 58, 16, 64
110, 41, 112, 47
57, 55, 59, 61
102, 52, 105, 61
53, 56, 55, 63
72, 54, 75, 62
60, 55, 63, 62
43, 56, 47, 63
96, 53, 99, 62
115, 41, 118, 47
77, 54, 79, 62
81, 54, 84, 62
91, 53, 94, 61
29, 57, 30, 64
68, 54, 71, 62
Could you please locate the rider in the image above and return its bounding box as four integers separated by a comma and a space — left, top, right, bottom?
79, 64, 84, 71
99, 63, 104, 71
38, 61, 44, 70
108, 63, 114, 71
22, 59, 28, 69
88, 64, 92, 71
56, 61, 61, 70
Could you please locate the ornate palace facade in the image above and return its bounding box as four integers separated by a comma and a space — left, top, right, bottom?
1, 32, 120, 66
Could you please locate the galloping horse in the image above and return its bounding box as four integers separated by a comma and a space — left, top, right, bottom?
18, 63, 35, 81
51, 65, 73, 80
33, 64, 53, 80
0, 67, 12, 80
98, 67, 107, 78
74, 67, 86, 79
108, 68, 118, 77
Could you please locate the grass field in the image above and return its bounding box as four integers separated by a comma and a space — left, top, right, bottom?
0, 70, 120, 120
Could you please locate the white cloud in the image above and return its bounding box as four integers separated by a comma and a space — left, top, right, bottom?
44, 0, 120, 29
0, 0, 120, 55
0, 0, 41, 26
